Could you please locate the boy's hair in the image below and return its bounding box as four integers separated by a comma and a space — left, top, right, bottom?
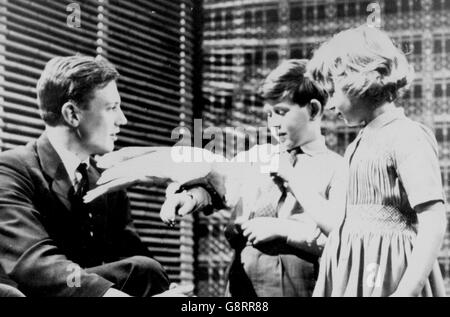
307, 25, 414, 106
260, 59, 328, 108
37, 55, 120, 126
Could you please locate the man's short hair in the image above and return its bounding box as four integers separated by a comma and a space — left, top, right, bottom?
260, 59, 328, 108
36, 55, 120, 126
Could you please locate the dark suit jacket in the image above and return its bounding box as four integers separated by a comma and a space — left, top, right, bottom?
0, 134, 152, 296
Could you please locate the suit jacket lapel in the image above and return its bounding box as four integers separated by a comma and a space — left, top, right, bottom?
36, 133, 73, 211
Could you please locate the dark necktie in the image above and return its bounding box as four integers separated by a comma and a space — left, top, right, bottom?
274, 146, 303, 213
250, 146, 303, 219
69, 162, 98, 245
68, 162, 91, 222
287, 146, 304, 166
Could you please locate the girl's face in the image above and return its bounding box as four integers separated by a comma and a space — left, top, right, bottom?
328, 84, 370, 127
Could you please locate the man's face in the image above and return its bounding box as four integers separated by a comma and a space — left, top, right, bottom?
77, 80, 127, 155
264, 99, 311, 150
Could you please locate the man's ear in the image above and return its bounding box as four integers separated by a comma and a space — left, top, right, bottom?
307, 99, 323, 121
61, 101, 81, 127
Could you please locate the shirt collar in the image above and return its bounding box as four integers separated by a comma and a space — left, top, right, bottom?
364, 107, 405, 133
46, 129, 90, 186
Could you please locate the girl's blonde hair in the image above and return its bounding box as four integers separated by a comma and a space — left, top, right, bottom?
307, 25, 414, 106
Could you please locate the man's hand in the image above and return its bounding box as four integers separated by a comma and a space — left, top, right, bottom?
160, 186, 212, 226
153, 283, 195, 297
239, 217, 287, 246
160, 192, 197, 226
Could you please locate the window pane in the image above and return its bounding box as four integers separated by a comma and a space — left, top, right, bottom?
348, 132, 357, 143
266, 9, 278, 24
435, 84, 444, 97
447, 171, 450, 187
255, 50, 263, 66
214, 54, 222, 66
244, 53, 252, 66
337, 4, 345, 18
348, 2, 357, 16
402, 0, 410, 11
205, 13, 213, 24
336, 133, 345, 149
360, 1, 371, 15
434, 39, 443, 53
266, 51, 279, 68
317, 5, 326, 19
436, 127, 444, 143
414, 85, 422, 99
244, 11, 252, 26
385, 0, 398, 14
290, 48, 304, 59
306, 6, 315, 21
255, 10, 263, 24
225, 54, 233, 66
290, 6, 303, 22
213, 13, 221, 24
433, 0, 442, 10
414, 40, 422, 55
413, 0, 422, 11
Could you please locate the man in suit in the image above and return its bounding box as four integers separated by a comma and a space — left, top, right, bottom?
0, 55, 183, 297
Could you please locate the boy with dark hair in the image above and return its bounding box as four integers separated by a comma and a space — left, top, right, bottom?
215, 59, 344, 296
0, 55, 189, 297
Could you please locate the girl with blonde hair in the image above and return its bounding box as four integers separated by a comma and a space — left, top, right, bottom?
278, 25, 447, 296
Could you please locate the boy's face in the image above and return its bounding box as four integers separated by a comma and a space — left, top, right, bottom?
264, 99, 311, 150
77, 80, 127, 155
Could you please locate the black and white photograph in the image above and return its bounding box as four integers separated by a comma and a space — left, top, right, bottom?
0, 0, 449, 300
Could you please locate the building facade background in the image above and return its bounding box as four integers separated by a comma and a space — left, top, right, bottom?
197, 0, 450, 296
